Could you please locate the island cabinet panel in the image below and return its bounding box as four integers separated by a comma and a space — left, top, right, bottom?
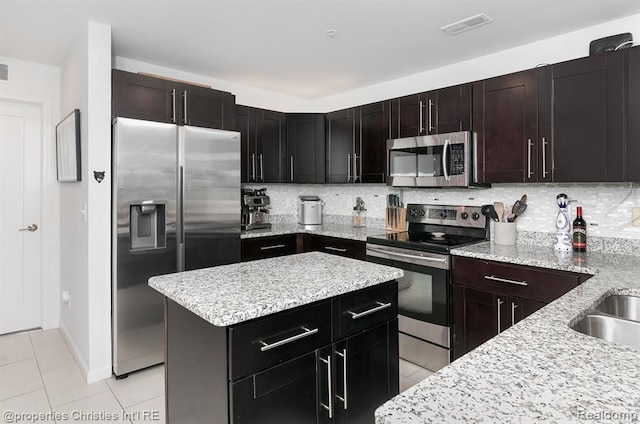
241, 234, 298, 261
164, 281, 399, 424
451, 256, 590, 359
112, 69, 235, 130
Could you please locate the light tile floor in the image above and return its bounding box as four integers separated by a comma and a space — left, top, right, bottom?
0, 329, 165, 424
399, 358, 435, 392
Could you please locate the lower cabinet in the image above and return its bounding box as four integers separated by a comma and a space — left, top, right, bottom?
241, 234, 365, 262
451, 256, 590, 359
241, 234, 299, 261
306, 235, 366, 261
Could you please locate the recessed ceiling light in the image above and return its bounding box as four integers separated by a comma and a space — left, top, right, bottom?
441, 13, 493, 36
326, 30, 337, 38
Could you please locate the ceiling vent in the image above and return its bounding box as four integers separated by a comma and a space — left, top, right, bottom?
0, 64, 7, 81
441, 13, 493, 36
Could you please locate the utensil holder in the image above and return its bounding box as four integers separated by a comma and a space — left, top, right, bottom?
385, 207, 407, 232
494, 222, 517, 245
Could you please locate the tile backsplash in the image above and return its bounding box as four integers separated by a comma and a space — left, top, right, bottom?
244, 182, 640, 240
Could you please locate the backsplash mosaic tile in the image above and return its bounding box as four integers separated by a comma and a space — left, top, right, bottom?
244, 182, 640, 241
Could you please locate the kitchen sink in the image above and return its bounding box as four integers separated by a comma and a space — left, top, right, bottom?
571, 314, 640, 350
594, 295, 640, 322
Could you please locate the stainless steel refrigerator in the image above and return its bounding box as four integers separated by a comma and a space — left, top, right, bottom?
112, 117, 240, 377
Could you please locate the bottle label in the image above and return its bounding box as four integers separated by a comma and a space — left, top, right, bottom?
573, 228, 586, 247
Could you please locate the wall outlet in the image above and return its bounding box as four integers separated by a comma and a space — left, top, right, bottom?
632, 207, 640, 227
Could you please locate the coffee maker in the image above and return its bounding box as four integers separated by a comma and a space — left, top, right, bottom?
241, 188, 272, 230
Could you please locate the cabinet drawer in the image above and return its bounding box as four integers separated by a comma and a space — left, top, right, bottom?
452, 256, 584, 303
309, 235, 366, 260
229, 301, 331, 380
334, 281, 398, 339
241, 234, 298, 261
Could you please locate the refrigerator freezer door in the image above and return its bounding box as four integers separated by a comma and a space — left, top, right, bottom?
181, 126, 241, 270
112, 118, 178, 376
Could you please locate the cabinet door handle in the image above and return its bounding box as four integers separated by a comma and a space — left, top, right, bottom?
428, 99, 435, 132
324, 246, 347, 253
290, 156, 294, 181
419, 100, 425, 134
260, 244, 286, 251
353, 154, 359, 182
320, 355, 333, 418
182, 90, 187, 124
171, 89, 176, 123
542, 137, 548, 177
497, 298, 504, 334
336, 349, 348, 409
527, 139, 533, 179
484, 275, 528, 286
348, 301, 391, 320
259, 326, 318, 351
251, 153, 256, 181
259, 153, 264, 181
511, 302, 518, 327
347, 153, 352, 182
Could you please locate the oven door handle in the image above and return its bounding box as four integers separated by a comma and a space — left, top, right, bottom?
366, 246, 448, 267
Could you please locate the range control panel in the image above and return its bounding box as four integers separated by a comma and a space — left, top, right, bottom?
407, 204, 486, 228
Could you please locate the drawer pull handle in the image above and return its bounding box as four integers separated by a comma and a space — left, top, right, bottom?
260, 244, 286, 251
259, 327, 319, 351
348, 302, 391, 320
325, 246, 347, 253
484, 275, 528, 286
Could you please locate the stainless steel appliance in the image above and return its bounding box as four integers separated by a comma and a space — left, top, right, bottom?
112, 117, 240, 377
241, 188, 271, 230
387, 131, 482, 188
297, 195, 323, 225
366, 204, 488, 371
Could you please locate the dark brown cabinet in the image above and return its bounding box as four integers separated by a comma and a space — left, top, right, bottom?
306, 235, 366, 261
452, 256, 590, 359
326, 102, 390, 184
628, 46, 640, 181
390, 84, 471, 139
472, 69, 548, 183
551, 51, 625, 182
112, 69, 235, 130
286, 114, 326, 183
236, 105, 286, 183
241, 234, 299, 261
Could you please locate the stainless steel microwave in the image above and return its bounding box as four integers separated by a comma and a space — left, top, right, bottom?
387, 131, 480, 188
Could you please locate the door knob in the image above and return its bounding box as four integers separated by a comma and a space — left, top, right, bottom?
18, 224, 38, 232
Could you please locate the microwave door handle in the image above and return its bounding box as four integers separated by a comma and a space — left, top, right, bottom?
442, 138, 450, 181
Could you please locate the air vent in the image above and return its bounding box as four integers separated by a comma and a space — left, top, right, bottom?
0, 64, 7, 81
441, 13, 493, 36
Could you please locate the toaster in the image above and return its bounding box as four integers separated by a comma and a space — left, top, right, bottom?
297, 195, 323, 225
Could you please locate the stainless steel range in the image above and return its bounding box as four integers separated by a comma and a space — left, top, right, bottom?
366, 204, 488, 372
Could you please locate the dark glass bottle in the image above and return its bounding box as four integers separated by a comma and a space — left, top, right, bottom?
572, 206, 587, 252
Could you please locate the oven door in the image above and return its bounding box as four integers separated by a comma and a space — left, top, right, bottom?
365, 244, 450, 327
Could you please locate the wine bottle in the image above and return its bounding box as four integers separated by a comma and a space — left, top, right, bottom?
572, 206, 587, 252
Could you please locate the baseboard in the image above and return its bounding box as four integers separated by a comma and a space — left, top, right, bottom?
59, 323, 113, 384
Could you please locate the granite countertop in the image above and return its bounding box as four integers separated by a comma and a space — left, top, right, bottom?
241, 221, 389, 241
376, 241, 640, 423
149, 251, 403, 327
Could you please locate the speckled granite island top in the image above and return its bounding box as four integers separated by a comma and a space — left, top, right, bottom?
376, 241, 640, 423
149, 251, 403, 327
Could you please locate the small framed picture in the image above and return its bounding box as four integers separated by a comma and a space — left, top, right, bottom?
56, 109, 81, 182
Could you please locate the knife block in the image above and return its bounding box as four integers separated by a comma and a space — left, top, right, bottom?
385, 207, 407, 232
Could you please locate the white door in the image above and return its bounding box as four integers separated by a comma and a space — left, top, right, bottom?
0, 100, 42, 334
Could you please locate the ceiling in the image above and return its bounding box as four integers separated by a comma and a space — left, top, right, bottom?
2, 0, 640, 99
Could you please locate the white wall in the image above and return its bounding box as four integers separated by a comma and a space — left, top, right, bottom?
245, 182, 640, 240
59, 21, 112, 383
0, 57, 60, 330
115, 13, 640, 112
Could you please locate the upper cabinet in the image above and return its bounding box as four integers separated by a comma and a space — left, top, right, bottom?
628, 46, 640, 182
325, 101, 390, 184
473, 69, 547, 183
390, 84, 471, 139
112, 69, 235, 130
236, 105, 285, 183
551, 51, 625, 182
286, 114, 325, 183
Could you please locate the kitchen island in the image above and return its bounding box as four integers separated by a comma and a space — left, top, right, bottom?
375, 242, 640, 423
149, 251, 403, 424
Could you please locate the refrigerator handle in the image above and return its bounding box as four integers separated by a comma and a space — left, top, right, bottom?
177, 165, 185, 271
